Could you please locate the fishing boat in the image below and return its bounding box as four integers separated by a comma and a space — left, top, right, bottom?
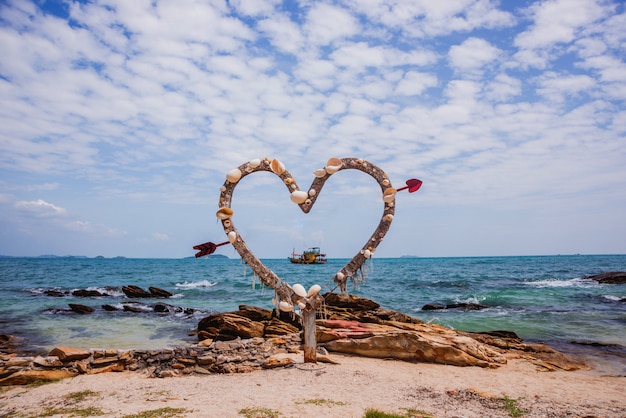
288, 247, 327, 264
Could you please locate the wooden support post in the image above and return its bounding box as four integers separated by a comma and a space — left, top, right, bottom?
302, 300, 317, 363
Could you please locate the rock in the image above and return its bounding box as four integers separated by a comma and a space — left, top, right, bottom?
122, 285, 152, 298
264, 318, 299, 336
44, 289, 67, 297
49, 346, 91, 361
33, 356, 63, 368
0, 369, 77, 385
68, 303, 94, 314
198, 313, 265, 340
149, 287, 173, 298
422, 303, 446, 310
585, 271, 626, 284
262, 356, 294, 369
72, 289, 105, 297
102, 304, 119, 311
323, 292, 380, 310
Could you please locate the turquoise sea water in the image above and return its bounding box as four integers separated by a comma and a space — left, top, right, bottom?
1, 255, 625, 373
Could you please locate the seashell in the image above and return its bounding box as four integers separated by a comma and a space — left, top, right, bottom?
226, 168, 242, 183
284, 177, 294, 185
227, 231, 237, 244
383, 188, 396, 203
216, 207, 234, 220
223, 219, 232, 228
292, 283, 307, 298
270, 159, 285, 175
220, 185, 226, 192
363, 249, 372, 258
308, 189, 316, 197
382, 178, 390, 186
307, 284, 321, 297
278, 300, 294, 312
335, 271, 345, 281
313, 168, 327, 178
325, 157, 343, 174
248, 158, 261, 169
290, 190, 308, 204
355, 158, 363, 165
384, 214, 394, 222
297, 301, 307, 310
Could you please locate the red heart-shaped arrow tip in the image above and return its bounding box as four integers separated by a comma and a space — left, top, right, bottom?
396, 179, 423, 193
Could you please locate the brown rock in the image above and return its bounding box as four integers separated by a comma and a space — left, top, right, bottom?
197, 313, 265, 340
0, 369, 77, 386
324, 292, 380, 310
122, 285, 152, 298
49, 347, 91, 361
585, 271, 626, 284
264, 318, 299, 336
149, 287, 173, 298
262, 356, 294, 369
68, 303, 94, 314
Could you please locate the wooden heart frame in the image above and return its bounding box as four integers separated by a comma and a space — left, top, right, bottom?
216, 157, 396, 302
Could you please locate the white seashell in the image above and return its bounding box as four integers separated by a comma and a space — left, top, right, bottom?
363, 249, 372, 258
292, 283, 307, 298
290, 190, 308, 204
227, 231, 237, 244
307, 284, 321, 297
304, 198, 312, 205
383, 188, 396, 203
216, 207, 234, 220
313, 168, 327, 178
384, 214, 394, 222
308, 189, 316, 196
270, 159, 285, 175
382, 178, 390, 186
278, 300, 294, 312
223, 219, 231, 228
325, 157, 343, 174
297, 302, 307, 310
335, 271, 345, 281
226, 168, 242, 183
220, 185, 226, 192
248, 158, 261, 168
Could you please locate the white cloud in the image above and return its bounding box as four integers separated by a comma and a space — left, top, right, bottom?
14, 199, 67, 217
304, 3, 360, 46
448, 37, 501, 73
395, 71, 438, 96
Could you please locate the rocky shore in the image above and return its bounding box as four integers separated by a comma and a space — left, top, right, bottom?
1, 293, 589, 386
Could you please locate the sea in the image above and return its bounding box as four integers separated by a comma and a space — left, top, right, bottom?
1, 254, 625, 375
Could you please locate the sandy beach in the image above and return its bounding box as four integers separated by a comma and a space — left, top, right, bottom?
1, 352, 624, 418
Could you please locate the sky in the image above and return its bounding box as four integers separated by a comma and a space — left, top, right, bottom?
0, 0, 625, 259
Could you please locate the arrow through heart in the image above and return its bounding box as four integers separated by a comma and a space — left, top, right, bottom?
206, 157, 418, 295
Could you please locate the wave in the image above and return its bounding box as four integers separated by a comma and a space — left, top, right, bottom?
524, 277, 598, 288
175, 280, 218, 289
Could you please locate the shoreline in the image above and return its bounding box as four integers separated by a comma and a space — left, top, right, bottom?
1, 353, 625, 418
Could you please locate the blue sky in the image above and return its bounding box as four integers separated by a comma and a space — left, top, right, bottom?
1, 0, 625, 259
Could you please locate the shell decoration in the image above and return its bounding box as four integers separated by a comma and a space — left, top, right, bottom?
226, 168, 242, 183
383, 188, 396, 203
292, 283, 307, 298
216, 207, 234, 220
227, 230, 237, 244
290, 190, 308, 204
270, 159, 285, 175
325, 157, 343, 174
313, 168, 327, 178
306, 284, 322, 297
278, 300, 294, 312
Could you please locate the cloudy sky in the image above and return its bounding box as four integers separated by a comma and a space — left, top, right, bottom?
1, 0, 625, 259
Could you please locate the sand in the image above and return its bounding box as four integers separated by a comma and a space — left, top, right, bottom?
1, 352, 624, 418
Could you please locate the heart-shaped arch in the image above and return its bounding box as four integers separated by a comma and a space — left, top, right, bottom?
216, 157, 397, 300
